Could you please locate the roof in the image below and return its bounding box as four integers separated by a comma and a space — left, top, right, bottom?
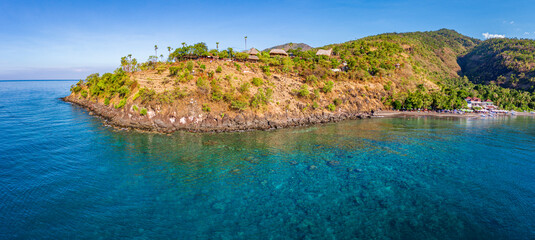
248, 55, 259, 60
316, 49, 332, 56
485, 99, 492, 102
269, 49, 288, 56
247, 48, 259, 55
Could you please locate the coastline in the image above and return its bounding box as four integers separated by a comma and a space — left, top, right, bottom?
62, 95, 373, 133
374, 110, 535, 118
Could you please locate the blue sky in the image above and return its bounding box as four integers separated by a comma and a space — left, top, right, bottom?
1, 0, 534, 80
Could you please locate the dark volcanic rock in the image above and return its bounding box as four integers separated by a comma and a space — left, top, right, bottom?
62, 95, 373, 133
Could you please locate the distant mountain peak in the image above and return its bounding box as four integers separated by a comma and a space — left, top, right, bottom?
263, 43, 312, 52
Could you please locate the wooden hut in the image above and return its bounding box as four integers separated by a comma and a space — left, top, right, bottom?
248, 55, 259, 62
269, 49, 288, 57
316, 49, 332, 57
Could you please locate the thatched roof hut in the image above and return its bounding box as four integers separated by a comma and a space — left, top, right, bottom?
248, 55, 259, 61
269, 49, 288, 57
247, 48, 259, 55
316, 49, 332, 56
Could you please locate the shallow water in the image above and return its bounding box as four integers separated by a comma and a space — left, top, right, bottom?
1, 80, 534, 239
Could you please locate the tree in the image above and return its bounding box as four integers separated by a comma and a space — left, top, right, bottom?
227, 47, 234, 59
154, 45, 158, 60
244, 36, 247, 50
216, 42, 219, 51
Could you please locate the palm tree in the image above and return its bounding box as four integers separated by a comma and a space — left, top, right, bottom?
167, 46, 172, 55
181, 42, 186, 48
244, 36, 247, 50
216, 42, 219, 51
154, 45, 158, 59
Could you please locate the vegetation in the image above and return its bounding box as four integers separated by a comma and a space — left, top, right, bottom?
460, 38, 535, 91
384, 77, 535, 111
251, 77, 264, 86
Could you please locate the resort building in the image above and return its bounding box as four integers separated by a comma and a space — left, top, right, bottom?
465, 97, 496, 110
269, 49, 288, 57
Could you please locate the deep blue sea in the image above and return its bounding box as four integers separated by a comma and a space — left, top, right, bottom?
1, 80, 534, 239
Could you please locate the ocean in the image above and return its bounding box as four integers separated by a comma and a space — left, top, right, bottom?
1, 80, 534, 239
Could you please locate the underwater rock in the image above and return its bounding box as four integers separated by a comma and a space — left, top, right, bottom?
308, 165, 317, 170
290, 161, 298, 165
327, 160, 340, 167
230, 169, 241, 175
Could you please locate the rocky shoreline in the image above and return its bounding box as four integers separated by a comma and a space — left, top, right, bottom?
63, 95, 373, 133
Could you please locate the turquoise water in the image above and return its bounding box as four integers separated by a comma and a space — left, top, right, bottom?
1, 80, 534, 239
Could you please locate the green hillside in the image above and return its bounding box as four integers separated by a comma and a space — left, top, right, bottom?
459, 38, 535, 91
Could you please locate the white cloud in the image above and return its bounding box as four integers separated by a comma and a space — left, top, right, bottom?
510, 21, 515, 24
524, 32, 530, 35
482, 33, 505, 39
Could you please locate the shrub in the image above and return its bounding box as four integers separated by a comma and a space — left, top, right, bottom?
327, 103, 336, 111
104, 98, 110, 106
234, 62, 241, 71
333, 98, 342, 106
251, 77, 264, 86
298, 84, 309, 97
261, 65, 271, 76
80, 90, 88, 98
211, 80, 223, 101
231, 100, 248, 110
133, 105, 139, 112
202, 104, 211, 112
250, 88, 273, 108
216, 66, 223, 73
306, 75, 318, 83
239, 82, 250, 93
313, 89, 320, 99
322, 80, 334, 93
186, 61, 194, 72
196, 77, 208, 90
173, 87, 188, 99
169, 66, 180, 76
200, 64, 206, 70
115, 98, 126, 109
156, 65, 167, 74
312, 101, 319, 109
117, 86, 130, 97
140, 108, 147, 116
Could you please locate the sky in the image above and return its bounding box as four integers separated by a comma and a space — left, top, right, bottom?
1, 0, 534, 80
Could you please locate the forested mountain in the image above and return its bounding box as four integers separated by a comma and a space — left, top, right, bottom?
459, 38, 535, 91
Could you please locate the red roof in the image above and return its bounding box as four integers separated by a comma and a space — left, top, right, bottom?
465, 97, 472, 100
485, 99, 492, 102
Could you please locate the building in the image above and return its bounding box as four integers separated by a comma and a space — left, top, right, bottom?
316, 49, 332, 57
269, 49, 288, 57
247, 48, 259, 55
465, 97, 496, 110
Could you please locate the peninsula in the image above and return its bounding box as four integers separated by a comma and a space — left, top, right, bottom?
64, 29, 535, 132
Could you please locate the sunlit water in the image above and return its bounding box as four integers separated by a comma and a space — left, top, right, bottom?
1, 80, 534, 239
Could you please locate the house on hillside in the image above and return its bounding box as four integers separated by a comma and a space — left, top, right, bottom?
269, 49, 288, 57
316, 49, 332, 57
